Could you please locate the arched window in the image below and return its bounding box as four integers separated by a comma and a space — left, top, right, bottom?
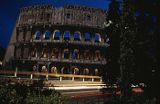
32, 65, 37, 72
34, 31, 41, 39
84, 32, 90, 41
51, 66, 57, 74
63, 31, 70, 40
63, 49, 70, 59
31, 48, 37, 57
51, 48, 58, 58
66, 13, 71, 19
23, 48, 29, 59
95, 33, 101, 43
71, 49, 79, 59
42, 48, 48, 58
83, 68, 89, 75
18, 31, 24, 41
43, 31, 50, 39
41, 65, 47, 72
95, 68, 99, 76
95, 50, 101, 61
73, 67, 79, 75
84, 50, 90, 60
16, 48, 21, 58
61, 67, 69, 74
61, 67, 64, 74
53, 30, 60, 40
74, 31, 81, 41
85, 15, 91, 21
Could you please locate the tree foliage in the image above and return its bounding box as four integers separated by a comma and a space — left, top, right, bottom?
106, 0, 121, 82
106, 0, 159, 102
0, 82, 69, 104
119, 0, 136, 99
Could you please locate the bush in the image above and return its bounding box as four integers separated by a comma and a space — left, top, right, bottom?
0, 82, 69, 104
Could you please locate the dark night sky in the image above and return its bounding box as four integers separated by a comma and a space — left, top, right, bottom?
0, 0, 110, 48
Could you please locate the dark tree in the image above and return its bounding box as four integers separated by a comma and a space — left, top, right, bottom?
152, 1, 160, 100
105, 0, 159, 102
134, 0, 160, 99
107, 0, 121, 23
105, 0, 121, 83
120, 0, 136, 100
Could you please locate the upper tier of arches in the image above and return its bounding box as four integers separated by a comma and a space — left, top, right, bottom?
32, 30, 109, 43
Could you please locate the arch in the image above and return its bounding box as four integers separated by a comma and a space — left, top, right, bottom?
31, 48, 37, 57
53, 30, 60, 40
83, 68, 89, 75
43, 31, 50, 39
34, 31, 41, 39
61, 67, 64, 74
95, 33, 101, 43
71, 49, 79, 59
42, 48, 48, 58
73, 67, 79, 75
84, 32, 90, 41
74, 31, 81, 41
51, 48, 58, 58
66, 13, 71, 19
41, 65, 48, 72
85, 15, 91, 21
51, 66, 57, 74
32, 65, 37, 72
95, 68, 99, 76
15, 48, 21, 58
63, 49, 70, 59
23, 48, 29, 59
95, 50, 101, 61
61, 67, 68, 74
63, 31, 70, 40
84, 50, 90, 60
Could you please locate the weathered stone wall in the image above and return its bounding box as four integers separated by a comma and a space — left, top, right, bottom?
18, 5, 106, 28
3, 5, 108, 75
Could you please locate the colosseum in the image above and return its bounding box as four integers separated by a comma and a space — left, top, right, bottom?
3, 5, 110, 91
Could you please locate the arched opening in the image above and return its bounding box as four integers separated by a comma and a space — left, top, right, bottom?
74, 31, 81, 41
18, 31, 24, 41
95, 33, 101, 43
65, 13, 71, 19
32, 65, 37, 72
84, 32, 90, 41
95, 50, 101, 61
85, 15, 91, 21
42, 48, 48, 58
51, 66, 57, 74
73, 67, 79, 75
43, 31, 50, 39
63, 49, 70, 59
63, 31, 70, 41
34, 31, 41, 39
84, 50, 90, 60
71, 49, 79, 59
53, 30, 60, 40
31, 48, 37, 57
95, 68, 99, 76
23, 48, 29, 59
41, 65, 48, 72
15, 48, 21, 58
61, 67, 69, 74
51, 48, 58, 58
83, 68, 89, 75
